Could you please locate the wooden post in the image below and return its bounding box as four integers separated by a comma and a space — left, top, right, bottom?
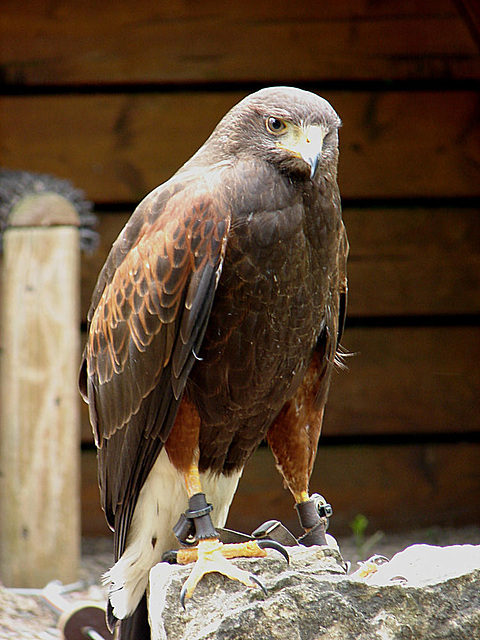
0, 193, 81, 587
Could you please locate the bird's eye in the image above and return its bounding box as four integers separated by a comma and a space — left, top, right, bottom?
266, 117, 287, 134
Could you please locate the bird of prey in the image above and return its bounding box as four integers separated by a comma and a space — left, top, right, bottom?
79, 86, 348, 639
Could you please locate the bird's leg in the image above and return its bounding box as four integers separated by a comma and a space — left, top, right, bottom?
266, 363, 333, 547
173, 463, 272, 607
267, 416, 333, 547
163, 400, 287, 605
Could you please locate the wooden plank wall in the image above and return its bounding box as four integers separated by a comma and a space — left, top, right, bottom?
1, 0, 479, 538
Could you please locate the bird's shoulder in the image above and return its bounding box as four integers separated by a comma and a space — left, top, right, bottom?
86, 170, 232, 324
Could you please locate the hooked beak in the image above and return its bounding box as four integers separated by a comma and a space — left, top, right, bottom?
307, 149, 320, 179
276, 124, 326, 179
296, 125, 325, 179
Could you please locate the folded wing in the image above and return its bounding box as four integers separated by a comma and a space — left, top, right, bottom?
79, 183, 231, 558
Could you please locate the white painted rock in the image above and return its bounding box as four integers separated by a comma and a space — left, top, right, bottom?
355, 543, 480, 587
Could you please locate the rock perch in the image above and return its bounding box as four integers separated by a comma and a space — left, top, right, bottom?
149, 543, 480, 640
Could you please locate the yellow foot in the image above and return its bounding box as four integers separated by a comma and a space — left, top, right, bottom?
177, 538, 268, 607
351, 554, 389, 580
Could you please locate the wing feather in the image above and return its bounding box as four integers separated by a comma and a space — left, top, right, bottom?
79, 181, 230, 554
313, 220, 349, 409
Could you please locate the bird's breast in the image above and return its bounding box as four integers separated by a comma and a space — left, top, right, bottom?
188, 203, 333, 468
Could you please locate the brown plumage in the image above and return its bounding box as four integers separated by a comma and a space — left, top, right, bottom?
80, 86, 348, 638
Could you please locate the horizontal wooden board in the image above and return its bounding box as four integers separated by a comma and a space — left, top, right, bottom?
81, 440, 480, 537
2, 91, 480, 202
325, 324, 480, 437
80, 325, 480, 443
80, 207, 480, 321
345, 207, 480, 317
1, 0, 478, 85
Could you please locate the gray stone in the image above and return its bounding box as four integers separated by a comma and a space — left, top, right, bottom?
148, 544, 480, 640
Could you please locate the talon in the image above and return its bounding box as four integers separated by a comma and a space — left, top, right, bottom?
249, 574, 268, 596
161, 549, 178, 564
257, 539, 290, 564
180, 583, 188, 610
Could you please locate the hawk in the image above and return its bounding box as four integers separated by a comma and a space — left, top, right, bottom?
80, 86, 348, 639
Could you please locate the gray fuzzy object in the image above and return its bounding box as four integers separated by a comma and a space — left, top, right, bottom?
0, 168, 98, 253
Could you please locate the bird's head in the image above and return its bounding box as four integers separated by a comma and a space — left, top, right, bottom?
210, 86, 341, 181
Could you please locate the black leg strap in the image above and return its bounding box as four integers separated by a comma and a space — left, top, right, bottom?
173, 493, 217, 545
295, 494, 332, 547
297, 521, 327, 546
